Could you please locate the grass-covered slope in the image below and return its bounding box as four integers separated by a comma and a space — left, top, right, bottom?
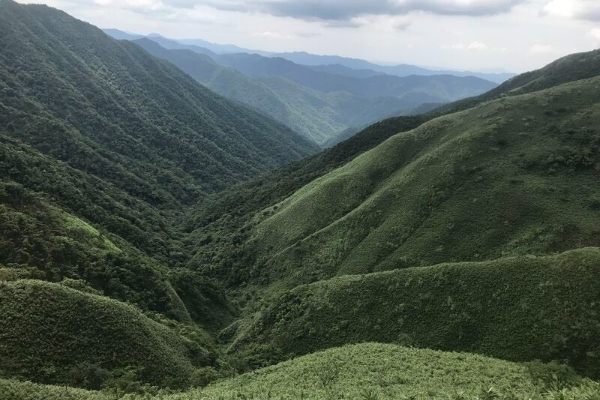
0, 280, 216, 388
4, 344, 599, 399
244, 75, 600, 285
231, 248, 600, 378
185, 116, 429, 286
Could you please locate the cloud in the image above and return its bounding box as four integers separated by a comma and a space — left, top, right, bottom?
392, 18, 412, 31
589, 28, 600, 43
200, 0, 525, 22
325, 18, 369, 28
448, 41, 488, 51
543, 0, 600, 21
529, 43, 555, 54
254, 30, 294, 39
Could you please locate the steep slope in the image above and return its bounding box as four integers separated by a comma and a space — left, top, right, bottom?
132, 39, 406, 145
0, 0, 317, 319
0, 0, 317, 207
241, 75, 600, 285
185, 116, 429, 286
231, 248, 600, 378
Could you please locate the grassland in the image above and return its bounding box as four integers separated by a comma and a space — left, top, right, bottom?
2, 343, 599, 399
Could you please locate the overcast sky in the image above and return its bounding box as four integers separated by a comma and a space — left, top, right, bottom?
17, 0, 600, 73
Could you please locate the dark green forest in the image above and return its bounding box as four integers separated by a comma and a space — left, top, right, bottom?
1, 1, 600, 399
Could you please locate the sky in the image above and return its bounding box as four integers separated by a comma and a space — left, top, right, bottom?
16, 0, 600, 73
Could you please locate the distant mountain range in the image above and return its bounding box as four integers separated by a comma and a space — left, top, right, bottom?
105, 29, 499, 145
104, 29, 514, 84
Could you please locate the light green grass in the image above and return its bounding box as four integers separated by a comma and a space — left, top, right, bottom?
3, 344, 599, 399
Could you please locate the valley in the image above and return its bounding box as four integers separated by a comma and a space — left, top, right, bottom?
0, 0, 599, 399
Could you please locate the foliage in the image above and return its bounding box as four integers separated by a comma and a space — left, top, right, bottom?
230, 248, 600, 378
185, 115, 429, 288
3, 344, 600, 399
240, 75, 600, 287
0, 280, 217, 388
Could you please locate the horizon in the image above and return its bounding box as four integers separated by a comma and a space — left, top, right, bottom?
15, 0, 600, 74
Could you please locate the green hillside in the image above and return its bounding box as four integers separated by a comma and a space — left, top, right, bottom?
0, 280, 217, 388
239, 75, 600, 286
2, 343, 599, 399
0, 0, 316, 323
0, 0, 316, 207
230, 248, 600, 377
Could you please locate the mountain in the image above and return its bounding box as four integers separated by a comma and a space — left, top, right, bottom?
231, 248, 600, 377
214, 52, 497, 100
0, 0, 316, 383
272, 51, 515, 83
103, 30, 515, 83
132, 38, 408, 145
440, 48, 600, 115
101, 28, 142, 41
105, 31, 498, 145
215, 74, 600, 288
184, 49, 600, 377
308, 63, 385, 79
3, 2, 600, 397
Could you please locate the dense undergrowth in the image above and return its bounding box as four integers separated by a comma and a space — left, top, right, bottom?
230, 248, 600, 378
2, 344, 599, 400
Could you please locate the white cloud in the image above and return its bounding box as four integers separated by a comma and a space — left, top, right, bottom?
467, 41, 488, 50
447, 41, 506, 51
589, 28, 600, 43
254, 31, 295, 39
529, 43, 555, 53
543, 0, 600, 21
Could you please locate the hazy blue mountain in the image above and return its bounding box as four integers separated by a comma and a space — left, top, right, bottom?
308, 64, 385, 78
133, 38, 409, 145
214, 52, 497, 100
103, 30, 514, 83
272, 51, 515, 83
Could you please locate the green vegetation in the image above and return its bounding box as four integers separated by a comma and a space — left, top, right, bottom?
2, 1, 600, 397
238, 75, 600, 287
0, 0, 315, 204
2, 344, 599, 399
230, 248, 600, 378
0, 280, 220, 388
133, 39, 409, 146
